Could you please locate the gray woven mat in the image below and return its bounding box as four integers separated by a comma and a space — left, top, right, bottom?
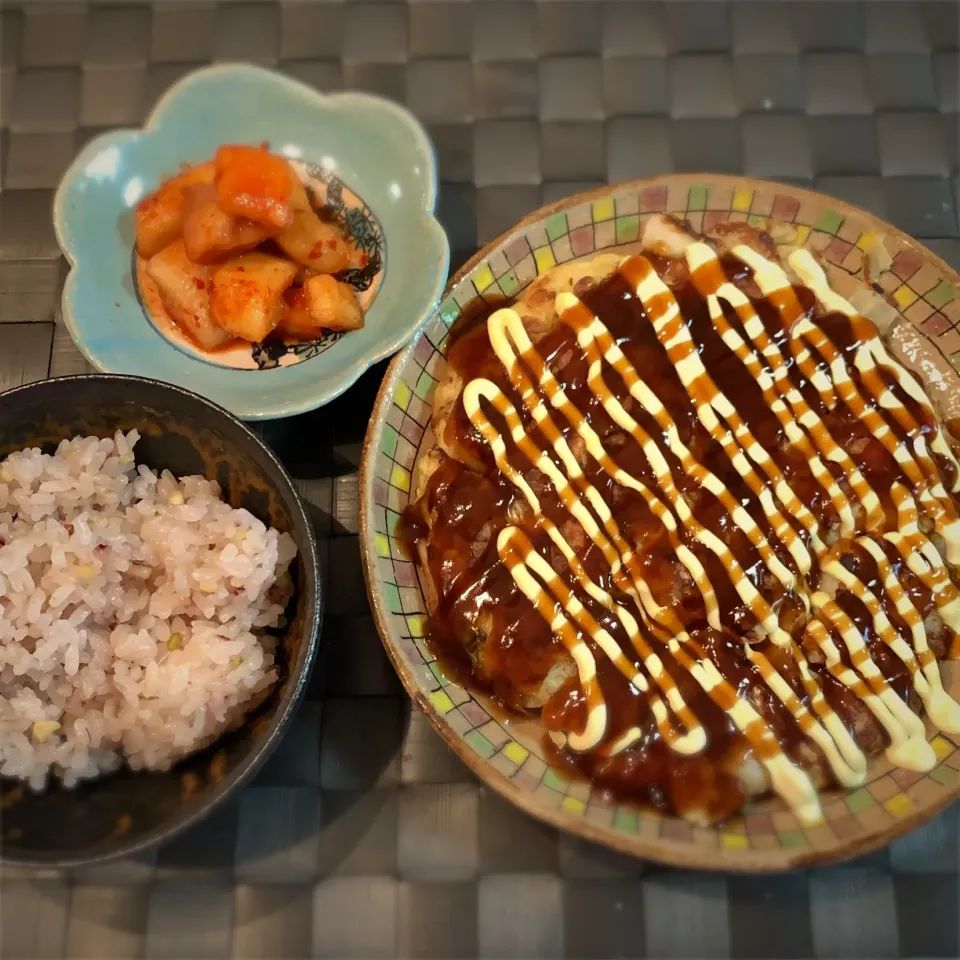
1, 2, 959, 957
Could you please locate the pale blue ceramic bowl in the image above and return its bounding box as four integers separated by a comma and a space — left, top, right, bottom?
54, 63, 449, 420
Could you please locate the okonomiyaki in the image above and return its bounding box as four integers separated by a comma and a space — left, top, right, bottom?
399, 213, 960, 826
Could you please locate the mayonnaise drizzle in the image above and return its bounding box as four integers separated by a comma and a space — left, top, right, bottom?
459, 237, 960, 825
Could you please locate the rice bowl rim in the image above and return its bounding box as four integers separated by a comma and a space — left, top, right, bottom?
0, 372, 323, 868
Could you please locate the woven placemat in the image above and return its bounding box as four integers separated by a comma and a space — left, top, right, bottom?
0, 2, 958, 957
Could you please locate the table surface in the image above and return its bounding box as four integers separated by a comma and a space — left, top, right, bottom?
1, 1, 959, 957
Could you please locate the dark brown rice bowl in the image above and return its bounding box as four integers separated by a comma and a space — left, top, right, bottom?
0, 374, 321, 868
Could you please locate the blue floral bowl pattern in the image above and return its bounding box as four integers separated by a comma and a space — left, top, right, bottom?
54, 63, 449, 420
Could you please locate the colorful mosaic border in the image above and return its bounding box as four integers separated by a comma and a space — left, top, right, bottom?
365, 177, 960, 865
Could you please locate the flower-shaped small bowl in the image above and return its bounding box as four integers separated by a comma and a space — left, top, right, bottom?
54, 63, 449, 420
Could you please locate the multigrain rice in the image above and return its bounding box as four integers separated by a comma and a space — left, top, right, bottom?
0, 431, 296, 788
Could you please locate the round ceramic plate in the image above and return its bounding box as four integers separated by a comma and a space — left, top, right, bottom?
360, 175, 960, 870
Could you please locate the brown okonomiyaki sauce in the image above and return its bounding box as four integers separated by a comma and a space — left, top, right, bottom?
398, 242, 960, 825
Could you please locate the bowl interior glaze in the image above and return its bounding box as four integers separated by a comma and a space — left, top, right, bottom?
0, 375, 320, 867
